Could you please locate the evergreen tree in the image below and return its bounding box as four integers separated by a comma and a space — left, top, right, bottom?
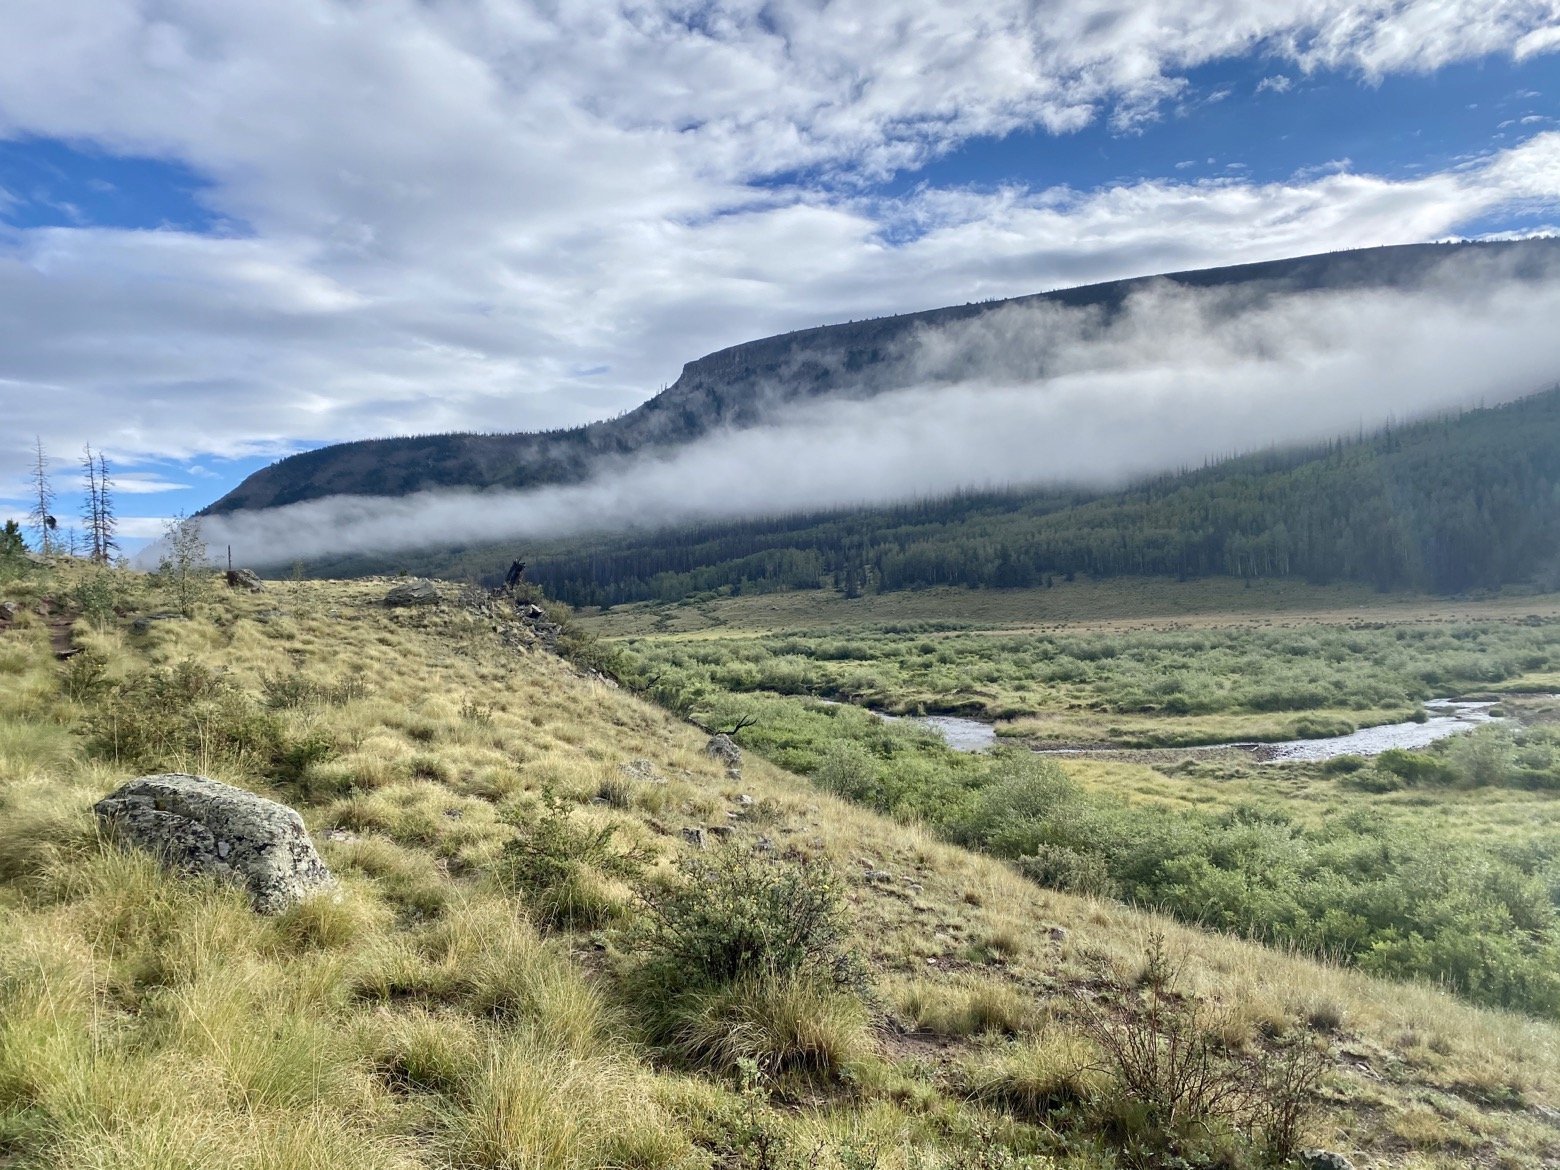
0, 520, 24, 562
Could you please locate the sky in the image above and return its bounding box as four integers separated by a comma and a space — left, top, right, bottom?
1, 1, 1559, 555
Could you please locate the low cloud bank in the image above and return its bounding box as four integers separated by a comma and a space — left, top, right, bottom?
187, 251, 1560, 567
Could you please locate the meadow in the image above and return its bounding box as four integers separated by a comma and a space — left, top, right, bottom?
6, 556, 1560, 1168
592, 582, 1560, 1018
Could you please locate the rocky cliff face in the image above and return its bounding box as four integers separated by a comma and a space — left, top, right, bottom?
201, 239, 1560, 515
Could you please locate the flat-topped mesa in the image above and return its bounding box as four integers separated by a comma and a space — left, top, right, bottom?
199, 238, 1560, 517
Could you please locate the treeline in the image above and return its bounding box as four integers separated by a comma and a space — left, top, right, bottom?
305, 386, 1560, 601
515, 387, 1560, 604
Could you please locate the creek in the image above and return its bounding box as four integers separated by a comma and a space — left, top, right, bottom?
864, 699, 1509, 760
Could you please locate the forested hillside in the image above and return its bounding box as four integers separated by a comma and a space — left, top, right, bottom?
314, 384, 1560, 602
205, 239, 1560, 515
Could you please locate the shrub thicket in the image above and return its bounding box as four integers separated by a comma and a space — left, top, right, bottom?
949, 754, 1560, 1016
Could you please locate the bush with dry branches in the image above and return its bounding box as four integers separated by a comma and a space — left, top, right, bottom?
1076, 935, 1329, 1167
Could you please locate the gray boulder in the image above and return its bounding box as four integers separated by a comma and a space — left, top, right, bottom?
384, 579, 439, 606
705, 734, 742, 776
1300, 1152, 1354, 1170
93, 773, 333, 913
226, 568, 265, 592
680, 826, 708, 850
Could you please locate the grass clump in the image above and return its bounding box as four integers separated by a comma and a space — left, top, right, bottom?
659, 977, 871, 1079
492, 790, 646, 930
892, 976, 1035, 1038
964, 1031, 1108, 1121
631, 845, 868, 1080
439, 1038, 689, 1170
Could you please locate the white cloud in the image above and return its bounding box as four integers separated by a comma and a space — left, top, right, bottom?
0, 0, 1558, 494
117, 516, 172, 540
107, 474, 191, 494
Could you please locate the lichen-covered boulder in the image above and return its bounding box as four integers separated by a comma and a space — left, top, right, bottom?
93, 773, 333, 913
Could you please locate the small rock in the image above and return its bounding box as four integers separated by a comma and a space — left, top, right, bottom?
862, 869, 893, 882
0, 600, 18, 622
755, 835, 775, 852
1048, 926, 1070, 942
94, 773, 333, 914
680, 826, 707, 850
735, 793, 754, 807
130, 611, 187, 634
707, 824, 734, 840
705, 734, 742, 775
225, 568, 265, 592
1300, 1152, 1354, 1170
619, 759, 659, 782
383, 579, 439, 607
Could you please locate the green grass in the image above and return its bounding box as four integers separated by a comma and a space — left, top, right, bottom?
603, 585, 1560, 1017
581, 576, 1560, 638
5, 560, 1560, 1167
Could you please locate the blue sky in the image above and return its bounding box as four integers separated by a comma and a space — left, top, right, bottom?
1, 1, 1558, 554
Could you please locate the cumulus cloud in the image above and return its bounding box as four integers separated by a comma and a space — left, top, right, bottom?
2, 0, 1559, 503
189, 249, 1560, 567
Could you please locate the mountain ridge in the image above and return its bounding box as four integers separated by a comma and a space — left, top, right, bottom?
203, 237, 1560, 515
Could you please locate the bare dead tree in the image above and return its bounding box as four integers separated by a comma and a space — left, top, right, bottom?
95, 449, 117, 562
80, 444, 119, 563
81, 445, 100, 560
27, 436, 55, 556
692, 713, 758, 737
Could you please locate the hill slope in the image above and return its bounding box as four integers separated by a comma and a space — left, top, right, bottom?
9, 564, 1560, 1166
4, 564, 1560, 1167
306, 384, 1560, 598
204, 238, 1560, 516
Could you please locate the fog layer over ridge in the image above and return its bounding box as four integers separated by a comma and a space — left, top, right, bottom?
189, 259, 1560, 567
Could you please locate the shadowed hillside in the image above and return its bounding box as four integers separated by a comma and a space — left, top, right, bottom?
304, 383, 1560, 598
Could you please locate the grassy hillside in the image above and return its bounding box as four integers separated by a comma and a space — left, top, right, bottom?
5, 562, 1560, 1167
